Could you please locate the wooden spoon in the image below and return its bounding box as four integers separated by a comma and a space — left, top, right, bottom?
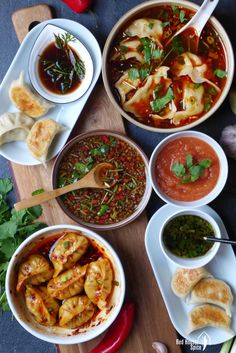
14, 162, 114, 212
166, 0, 219, 52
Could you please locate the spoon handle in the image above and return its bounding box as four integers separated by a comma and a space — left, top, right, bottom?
14, 184, 77, 211
189, 0, 219, 36
204, 236, 236, 245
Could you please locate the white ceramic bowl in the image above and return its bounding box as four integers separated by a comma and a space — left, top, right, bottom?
5, 224, 125, 344
102, 0, 234, 133
149, 131, 228, 207
29, 24, 94, 103
159, 208, 221, 268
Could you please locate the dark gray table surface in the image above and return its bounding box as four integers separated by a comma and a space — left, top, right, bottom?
0, 0, 235, 352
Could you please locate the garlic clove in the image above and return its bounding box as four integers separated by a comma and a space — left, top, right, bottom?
152, 341, 168, 353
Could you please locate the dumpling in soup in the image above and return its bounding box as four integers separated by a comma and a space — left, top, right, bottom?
17, 254, 54, 292
125, 18, 163, 46
59, 295, 95, 328
123, 66, 172, 118
25, 286, 59, 326
84, 258, 113, 310
115, 70, 141, 104
47, 265, 87, 300
50, 232, 89, 277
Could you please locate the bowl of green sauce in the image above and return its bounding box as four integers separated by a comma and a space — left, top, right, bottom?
159, 209, 221, 268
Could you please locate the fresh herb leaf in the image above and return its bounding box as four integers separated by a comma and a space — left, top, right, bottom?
140, 37, 154, 64
204, 101, 211, 112
194, 83, 202, 89
0, 178, 47, 313
172, 36, 185, 54
90, 144, 110, 156
172, 163, 186, 177
214, 69, 227, 78
152, 48, 164, 60
150, 87, 174, 113
161, 21, 170, 28
54, 32, 76, 49
63, 241, 70, 249
74, 162, 89, 175
148, 22, 154, 29
97, 205, 110, 217
179, 10, 187, 23
139, 67, 150, 80
186, 154, 193, 168
189, 165, 203, 182
171, 5, 179, 14
119, 45, 129, 54
199, 159, 211, 168
154, 84, 164, 98
128, 68, 140, 81
32, 188, 44, 196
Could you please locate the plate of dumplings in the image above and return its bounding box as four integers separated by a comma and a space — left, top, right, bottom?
145, 204, 236, 345
0, 19, 102, 165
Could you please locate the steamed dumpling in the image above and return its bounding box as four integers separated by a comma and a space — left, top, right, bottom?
16, 254, 54, 292
188, 278, 233, 316
47, 265, 87, 300
84, 258, 113, 310
9, 72, 54, 118
25, 285, 59, 326
50, 232, 89, 278
188, 304, 233, 334
0, 112, 34, 146
59, 295, 95, 328
26, 118, 65, 163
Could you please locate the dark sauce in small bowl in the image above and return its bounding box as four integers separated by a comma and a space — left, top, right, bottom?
38, 40, 85, 95
163, 215, 214, 258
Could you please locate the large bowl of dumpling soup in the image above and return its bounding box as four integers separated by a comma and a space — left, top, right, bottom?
5, 224, 125, 344
102, 0, 234, 132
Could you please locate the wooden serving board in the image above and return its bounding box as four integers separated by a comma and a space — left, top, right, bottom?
10, 5, 181, 353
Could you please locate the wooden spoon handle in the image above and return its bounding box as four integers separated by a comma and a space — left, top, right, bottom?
14, 182, 80, 211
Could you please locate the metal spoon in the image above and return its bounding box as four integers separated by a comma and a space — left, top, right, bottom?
14, 162, 114, 211
204, 236, 236, 246
166, 0, 219, 51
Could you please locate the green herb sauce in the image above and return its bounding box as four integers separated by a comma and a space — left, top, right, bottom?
163, 215, 214, 258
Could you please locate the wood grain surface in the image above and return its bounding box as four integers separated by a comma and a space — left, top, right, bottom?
10, 5, 181, 353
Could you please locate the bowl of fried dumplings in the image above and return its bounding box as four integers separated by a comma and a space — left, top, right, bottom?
5, 224, 125, 344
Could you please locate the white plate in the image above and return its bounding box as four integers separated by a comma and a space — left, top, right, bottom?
0, 19, 102, 165
145, 204, 236, 345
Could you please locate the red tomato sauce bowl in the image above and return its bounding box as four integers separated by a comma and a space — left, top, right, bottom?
149, 131, 228, 207
52, 130, 152, 230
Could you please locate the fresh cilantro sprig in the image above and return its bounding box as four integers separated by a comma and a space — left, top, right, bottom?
0, 179, 47, 312
214, 69, 227, 79
150, 87, 174, 113
171, 154, 211, 183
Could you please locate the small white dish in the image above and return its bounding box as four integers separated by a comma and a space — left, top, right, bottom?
159, 208, 221, 268
149, 131, 228, 207
28, 24, 93, 104
145, 204, 236, 345
0, 19, 101, 165
5, 224, 125, 344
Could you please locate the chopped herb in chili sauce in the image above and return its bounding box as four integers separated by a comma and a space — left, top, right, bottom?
57, 135, 146, 225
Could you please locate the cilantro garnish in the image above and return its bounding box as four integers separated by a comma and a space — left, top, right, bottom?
171, 154, 211, 183
0, 179, 47, 312
214, 69, 227, 79
150, 87, 174, 113
172, 36, 185, 54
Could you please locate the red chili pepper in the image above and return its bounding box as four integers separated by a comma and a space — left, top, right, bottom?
89, 302, 135, 353
62, 0, 92, 13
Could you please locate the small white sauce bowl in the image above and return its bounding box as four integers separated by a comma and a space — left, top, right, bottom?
149, 131, 228, 207
28, 24, 94, 104
5, 224, 125, 344
159, 208, 221, 268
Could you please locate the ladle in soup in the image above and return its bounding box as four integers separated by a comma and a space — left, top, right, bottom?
166, 0, 219, 52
